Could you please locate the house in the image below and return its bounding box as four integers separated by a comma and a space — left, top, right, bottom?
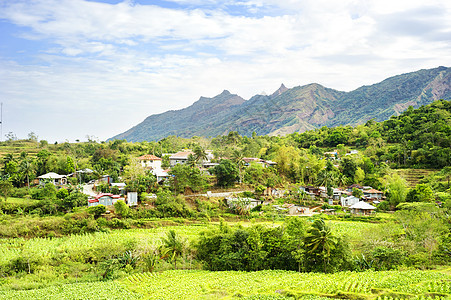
298, 186, 316, 199
341, 195, 360, 207
169, 151, 195, 167
152, 168, 170, 182
345, 150, 359, 156
349, 201, 376, 215
137, 154, 162, 169
88, 193, 121, 207
363, 188, 383, 200
347, 184, 364, 193
226, 197, 264, 210
324, 151, 338, 159
243, 157, 263, 166
37, 172, 67, 186
288, 205, 311, 215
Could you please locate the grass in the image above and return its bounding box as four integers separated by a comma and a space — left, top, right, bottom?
4, 197, 38, 205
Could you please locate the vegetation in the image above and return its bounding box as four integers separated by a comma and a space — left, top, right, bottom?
0, 100, 449, 298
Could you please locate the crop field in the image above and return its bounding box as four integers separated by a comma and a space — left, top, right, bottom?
120, 269, 451, 299
0, 269, 449, 299
0, 224, 211, 266
0, 220, 380, 270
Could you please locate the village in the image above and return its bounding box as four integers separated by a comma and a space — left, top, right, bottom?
35, 148, 383, 217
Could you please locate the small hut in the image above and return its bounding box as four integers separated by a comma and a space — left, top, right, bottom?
349, 201, 376, 215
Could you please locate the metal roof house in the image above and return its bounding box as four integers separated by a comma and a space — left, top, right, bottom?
37, 172, 67, 186
349, 201, 376, 215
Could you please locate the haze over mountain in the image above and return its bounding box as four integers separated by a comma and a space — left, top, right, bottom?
110, 67, 451, 142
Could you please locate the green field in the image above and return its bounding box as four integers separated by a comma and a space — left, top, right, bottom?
0, 269, 449, 299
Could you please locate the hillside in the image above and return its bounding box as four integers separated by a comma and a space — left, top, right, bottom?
110, 66, 451, 142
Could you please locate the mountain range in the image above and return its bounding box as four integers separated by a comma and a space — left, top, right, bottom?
110, 66, 451, 142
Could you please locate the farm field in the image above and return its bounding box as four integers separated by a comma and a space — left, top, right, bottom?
0, 220, 379, 267
0, 268, 449, 299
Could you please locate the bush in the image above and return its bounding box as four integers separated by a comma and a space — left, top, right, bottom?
56, 188, 69, 199
114, 200, 130, 218
11, 187, 29, 198
61, 192, 87, 210
87, 205, 106, 219
370, 247, 405, 270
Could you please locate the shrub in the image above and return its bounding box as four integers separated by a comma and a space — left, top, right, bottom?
87, 205, 106, 219
56, 188, 69, 199
114, 200, 130, 218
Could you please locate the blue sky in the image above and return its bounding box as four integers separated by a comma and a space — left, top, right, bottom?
0, 0, 450, 142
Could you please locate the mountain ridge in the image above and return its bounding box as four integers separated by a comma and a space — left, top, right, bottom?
110, 66, 451, 142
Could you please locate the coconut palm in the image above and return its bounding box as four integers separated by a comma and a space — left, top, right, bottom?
160, 230, 186, 269
232, 149, 245, 184
193, 145, 208, 164
304, 219, 337, 273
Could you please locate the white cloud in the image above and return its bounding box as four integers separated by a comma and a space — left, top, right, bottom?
0, 0, 450, 141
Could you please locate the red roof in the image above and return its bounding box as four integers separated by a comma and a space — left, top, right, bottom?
88, 199, 99, 203
95, 193, 113, 199
138, 154, 162, 160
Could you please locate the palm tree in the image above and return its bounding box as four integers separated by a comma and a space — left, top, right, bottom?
160, 230, 186, 269
232, 150, 245, 184
304, 219, 337, 273
186, 154, 197, 168
20, 158, 33, 189
193, 145, 208, 164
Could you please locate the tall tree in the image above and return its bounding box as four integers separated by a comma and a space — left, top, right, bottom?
304, 219, 337, 273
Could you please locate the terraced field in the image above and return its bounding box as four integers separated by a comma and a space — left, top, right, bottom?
394, 169, 436, 187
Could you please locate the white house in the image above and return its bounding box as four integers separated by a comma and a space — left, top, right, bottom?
151, 168, 170, 182
137, 154, 162, 169
37, 172, 67, 186
169, 151, 195, 167
341, 195, 360, 207
226, 197, 264, 210
363, 188, 383, 200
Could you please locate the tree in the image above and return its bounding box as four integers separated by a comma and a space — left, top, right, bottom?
316, 160, 337, 193
169, 164, 208, 194
212, 160, 238, 187
61, 192, 87, 210
160, 230, 186, 269
114, 200, 130, 218
28, 132, 38, 142
186, 154, 197, 168
354, 167, 365, 184
122, 158, 146, 192
193, 145, 208, 164
304, 219, 337, 273
352, 187, 363, 198
19, 156, 34, 188
0, 180, 13, 201
232, 149, 245, 184
406, 183, 434, 202
384, 173, 408, 208
341, 156, 358, 183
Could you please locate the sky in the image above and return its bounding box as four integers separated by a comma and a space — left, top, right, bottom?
0, 0, 450, 143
